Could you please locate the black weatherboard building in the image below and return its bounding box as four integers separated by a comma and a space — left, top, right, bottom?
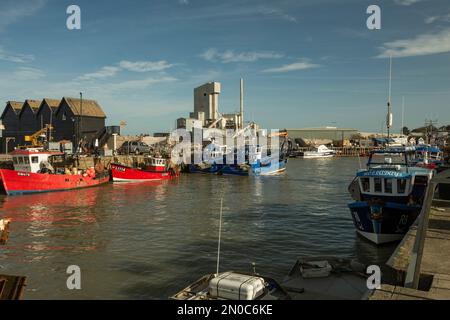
18, 99, 41, 145
0, 101, 23, 152
0, 97, 107, 153
36, 98, 60, 131
53, 97, 106, 146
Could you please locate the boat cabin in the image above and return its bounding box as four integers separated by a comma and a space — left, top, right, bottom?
10, 149, 62, 173
356, 150, 434, 202
144, 157, 167, 172
357, 170, 412, 197
413, 145, 442, 164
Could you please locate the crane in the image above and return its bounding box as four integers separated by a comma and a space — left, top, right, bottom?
23, 124, 54, 148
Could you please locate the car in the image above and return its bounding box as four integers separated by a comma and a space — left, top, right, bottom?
119, 141, 151, 155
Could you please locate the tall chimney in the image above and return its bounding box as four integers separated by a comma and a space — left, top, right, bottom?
240, 78, 244, 129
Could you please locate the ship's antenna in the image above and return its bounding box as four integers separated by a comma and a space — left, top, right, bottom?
216, 197, 223, 276
386, 55, 393, 142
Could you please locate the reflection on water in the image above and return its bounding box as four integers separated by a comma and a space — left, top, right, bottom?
0, 158, 396, 299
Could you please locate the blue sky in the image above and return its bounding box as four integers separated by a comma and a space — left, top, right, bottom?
0, 0, 449, 134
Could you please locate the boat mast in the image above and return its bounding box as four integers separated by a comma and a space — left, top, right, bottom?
387, 55, 393, 141
401, 96, 405, 136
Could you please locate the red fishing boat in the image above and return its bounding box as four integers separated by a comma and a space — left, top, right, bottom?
111, 157, 179, 182
0, 149, 110, 196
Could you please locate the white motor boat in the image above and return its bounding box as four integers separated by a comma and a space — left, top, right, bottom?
299, 145, 336, 158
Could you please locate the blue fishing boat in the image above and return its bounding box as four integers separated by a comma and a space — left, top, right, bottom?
410, 145, 443, 169
347, 149, 434, 244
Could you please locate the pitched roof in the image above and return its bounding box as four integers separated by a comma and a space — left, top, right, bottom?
62, 97, 106, 118
24, 99, 42, 112
1, 101, 24, 119
7, 101, 24, 113
42, 98, 61, 111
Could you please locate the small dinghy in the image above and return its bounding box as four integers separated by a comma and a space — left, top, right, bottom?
281, 257, 371, 300
171, 272, 290, 300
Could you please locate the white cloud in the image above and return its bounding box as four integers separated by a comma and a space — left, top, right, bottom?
393, 0, 423, 6
262, 61, 319, 73
258, 6, 297, 23
13, 67, 45, 80
377, 28, 450, 58
107, 76, 178, 91
77, 60, 174, 81
425, 13, 450, 24
119, 60, 173, 72
77, 66, 120, 81
0, 0, 47, 31
0, 46, 34, 63
200, 48, 284, 63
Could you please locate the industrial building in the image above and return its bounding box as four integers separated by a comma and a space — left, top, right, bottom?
177, 80, 245, 132
287, 127, 359, 147
0, 97, 107, 152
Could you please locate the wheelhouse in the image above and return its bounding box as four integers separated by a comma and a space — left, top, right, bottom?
144, 157, 167, 172
10, 149, 62, 173
357, 171, 412, 197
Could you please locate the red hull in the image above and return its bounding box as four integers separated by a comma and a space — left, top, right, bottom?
0, 169, 110, 196
111, 163, 179, 181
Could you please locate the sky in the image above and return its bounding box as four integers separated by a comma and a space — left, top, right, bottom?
0, 0, 449, 135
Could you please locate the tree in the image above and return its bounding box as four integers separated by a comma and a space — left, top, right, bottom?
402, 126, 410, 135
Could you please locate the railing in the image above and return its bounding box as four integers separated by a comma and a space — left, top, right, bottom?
404, 168, 450, 289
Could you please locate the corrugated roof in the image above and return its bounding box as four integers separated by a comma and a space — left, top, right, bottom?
63, 97, 106, 118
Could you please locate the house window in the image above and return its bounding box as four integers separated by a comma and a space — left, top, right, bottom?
62, 113, 66, 121
31, 156, 39, 164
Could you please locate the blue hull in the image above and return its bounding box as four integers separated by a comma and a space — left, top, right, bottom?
188, 158, 288, 176
251, 159, 288, 176
348, 201, 421, 244
187, 164, 249, 176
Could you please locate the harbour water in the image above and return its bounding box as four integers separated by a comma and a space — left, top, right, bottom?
0, 157, 397, 299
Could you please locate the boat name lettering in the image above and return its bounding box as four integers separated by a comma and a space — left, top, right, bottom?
361, 171, 406, 178
17, 172, 30, 177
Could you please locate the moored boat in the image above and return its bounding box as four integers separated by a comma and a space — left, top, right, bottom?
281, 257, 371, 300
171, 271, 290, 300
347, 149, 434, 244
299, 145, 336, 159
0, 149, 110, 196
111, 157, 179, 182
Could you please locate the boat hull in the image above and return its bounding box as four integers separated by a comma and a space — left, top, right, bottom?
348, 201, 421, 244
111, 163, 179, 182
251, 159, 288, 176
187, 164, 250, 176
0, 169, 110, 196
300, 153, 335, 159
